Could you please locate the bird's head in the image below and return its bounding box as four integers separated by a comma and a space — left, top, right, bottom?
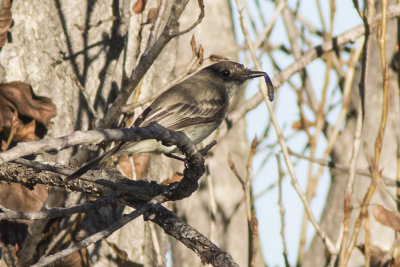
204, 61, 274, 101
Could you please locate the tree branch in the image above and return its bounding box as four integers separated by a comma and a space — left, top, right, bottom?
0, 124, 205, 201
147, 204, 240, 267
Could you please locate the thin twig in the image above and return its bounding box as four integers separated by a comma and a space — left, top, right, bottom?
287, 150, 396, 186
147, 0, 169, 48
206, 172, 217, 242
276, 155, 290, 267
0, 193, 119, 220
148, 222, 165, 266
70, 74, 99, 120
254, 1, 285, 49
364, 208, 371, 266
169, 0, 204, 38
338, 99, 364, 263
246, 137, 259, 267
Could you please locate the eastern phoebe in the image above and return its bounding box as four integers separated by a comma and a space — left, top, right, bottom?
68, 61, 274, 179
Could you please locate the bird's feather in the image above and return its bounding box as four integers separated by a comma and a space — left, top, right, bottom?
135, 98, 227, 131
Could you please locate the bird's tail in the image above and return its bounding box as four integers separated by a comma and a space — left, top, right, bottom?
66, 145, 121, 180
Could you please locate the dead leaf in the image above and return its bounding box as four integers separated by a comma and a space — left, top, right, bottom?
146, 8, 158, 24
117, 154, 133, 178
0, 0, 12, 48
13, 120, 38, 142
198, 44, 204, 64
58, 249, 88, 267
292, 119, 315, 130
2, 110, 17, 150
133, 154, 150, 179
0, 183, 48, 212
373, 205, 400, 230
132, 0, 147, 14
190, 35, 196, 55
161, 172, 183, 185
117, 154, 150, 179
357, 244, 390, 267
0, 81, 57, 146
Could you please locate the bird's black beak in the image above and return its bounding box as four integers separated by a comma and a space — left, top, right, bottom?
245, 70, 275, 102
246, 70, 266, 79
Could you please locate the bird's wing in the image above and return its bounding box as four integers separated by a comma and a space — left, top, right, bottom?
134, 98, 228, 131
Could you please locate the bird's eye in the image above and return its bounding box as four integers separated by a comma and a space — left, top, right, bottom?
220, 69, 231, 77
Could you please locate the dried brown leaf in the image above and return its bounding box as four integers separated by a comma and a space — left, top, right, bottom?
190, 34, 197, 55
132, 0, 147, 14
13, 120, 38, 142
198, 44, 204, 65
2, 110, 17, 150
58, 249, 88, 267
292, 119, 315, 130
161, 172, 184, 185
0, 81, 57, 144
357, 244, 389, 267
146, 7, 158, 24
373, 205, 400, 230
0, 183, 48, 213
227, 152, 235, 170
117, 154, 133, 178
132, 154, 150, 179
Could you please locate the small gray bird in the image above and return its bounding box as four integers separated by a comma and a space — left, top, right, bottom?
68, 61, 274, 179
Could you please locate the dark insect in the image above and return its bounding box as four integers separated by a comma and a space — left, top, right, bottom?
263, 73, 274, 102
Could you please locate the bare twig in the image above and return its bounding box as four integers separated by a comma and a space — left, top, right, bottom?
0, 124, 194, 165
148, 222, 165, 266
338, 99, 363, 263
147, 0, 169, 48
364, 209, 371, 266
206, 172, 217, 242
148, 204, 240, 267
169, 0, 205, 38
287, 150, 396, 186
246, 137, 259, 267
71, 74, 99, 120
0, 193, 119, 220
254, 1, 285, 49
276, 155, 290, 267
